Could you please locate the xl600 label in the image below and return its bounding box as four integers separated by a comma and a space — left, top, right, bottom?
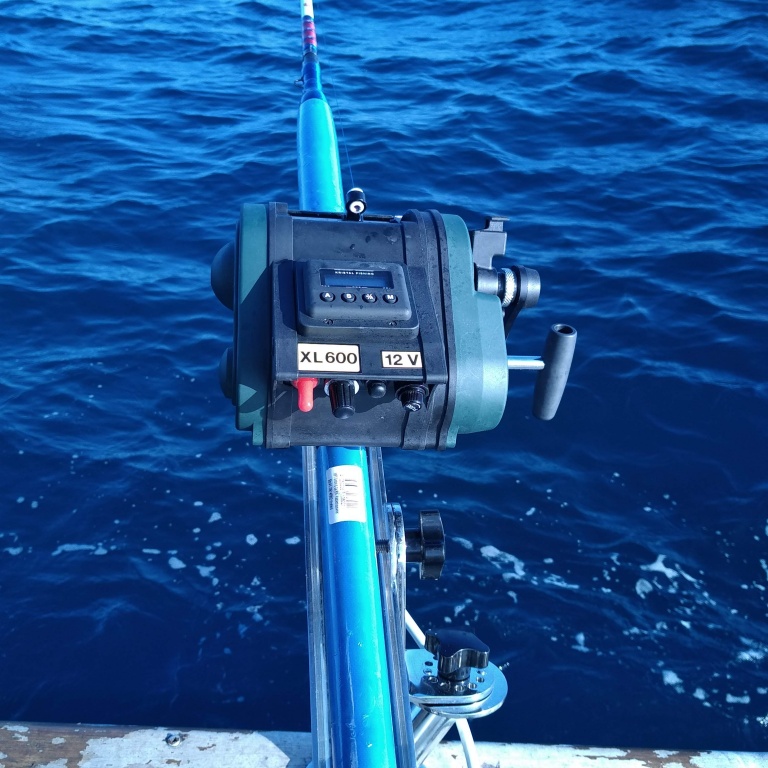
297, 343, 361, 373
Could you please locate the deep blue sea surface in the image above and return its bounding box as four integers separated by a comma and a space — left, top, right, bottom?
1, 0, 767, 754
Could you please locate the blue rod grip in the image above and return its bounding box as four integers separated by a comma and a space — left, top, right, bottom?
298, 97, 344, 213
316, 446, 397, 768
533, 324, 577, 420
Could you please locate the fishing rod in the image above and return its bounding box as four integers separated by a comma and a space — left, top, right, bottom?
211, 2, 577, 766
297, 0, 344, 213
297, 3, 399, 766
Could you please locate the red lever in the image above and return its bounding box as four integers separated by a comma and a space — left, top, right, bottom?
292, 378, 318, 413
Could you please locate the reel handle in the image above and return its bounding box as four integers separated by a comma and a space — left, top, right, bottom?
532, 324, 577, 420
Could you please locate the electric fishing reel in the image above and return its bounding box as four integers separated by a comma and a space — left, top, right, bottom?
211, 191, 576, 449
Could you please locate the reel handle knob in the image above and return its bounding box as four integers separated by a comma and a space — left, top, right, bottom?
533, 324, 577, 420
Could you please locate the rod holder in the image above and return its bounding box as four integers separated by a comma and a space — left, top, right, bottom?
532, 324, 577, 421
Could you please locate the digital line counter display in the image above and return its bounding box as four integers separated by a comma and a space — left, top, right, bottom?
300, 259, 415, 328
320, 269, 394, 289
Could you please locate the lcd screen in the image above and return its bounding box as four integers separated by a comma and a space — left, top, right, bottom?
320, 269, 393, 289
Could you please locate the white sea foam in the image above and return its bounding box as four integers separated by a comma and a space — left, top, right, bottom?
662, 670, 684, 693
738, 648, 765, 662
452, 599, 471, 618
196, 565, 217, 586
543, 574, 580, 590
635, 578, 653, 598
168, 556, 186, 570
481, 545, 525, 580
285, 536, 300, 545
572, 632, 589, 652
641, 554, 678, 580
52, 543, 95, 556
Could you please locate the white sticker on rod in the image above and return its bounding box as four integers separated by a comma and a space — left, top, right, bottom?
326, 465, 366, 524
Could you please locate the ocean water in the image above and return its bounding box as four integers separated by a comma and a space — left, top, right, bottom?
1, 0, 767, 754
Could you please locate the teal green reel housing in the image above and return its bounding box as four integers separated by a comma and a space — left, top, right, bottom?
212, 200, 547, 449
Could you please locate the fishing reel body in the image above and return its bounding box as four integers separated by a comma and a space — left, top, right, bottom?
211, 201, 555, 449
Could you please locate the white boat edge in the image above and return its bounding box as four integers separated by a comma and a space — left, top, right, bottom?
1, 722, 766, 767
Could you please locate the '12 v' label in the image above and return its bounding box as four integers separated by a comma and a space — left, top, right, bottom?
381, 350, 423, 368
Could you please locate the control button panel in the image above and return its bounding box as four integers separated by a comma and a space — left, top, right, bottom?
299, 260, 414, 327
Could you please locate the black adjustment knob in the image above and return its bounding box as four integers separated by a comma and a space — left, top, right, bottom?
367, 380, 387, 399
397, 384, 428, 412
405, 509, 445, 579
424, 629, 490, 682
325, 380, 359, 419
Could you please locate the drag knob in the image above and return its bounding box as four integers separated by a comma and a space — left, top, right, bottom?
325, 380, 359, 419
397, 384, 428, 412
424, 629, 490, 682
405, 509, 445, 580
211, 241, 235, 311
